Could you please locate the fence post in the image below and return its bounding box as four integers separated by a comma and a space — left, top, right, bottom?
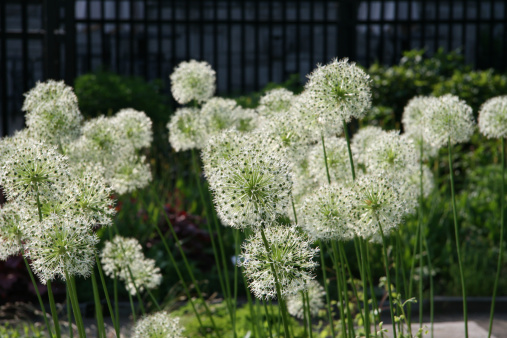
64, 0, 76, 85
338, 0, 359, 60
43, 0, 60, 80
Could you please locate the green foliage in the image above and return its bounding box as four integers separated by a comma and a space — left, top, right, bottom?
0, 322, 45, 338
74, 70, 172, 127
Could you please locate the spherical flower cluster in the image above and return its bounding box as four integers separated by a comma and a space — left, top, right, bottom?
201, 97, 240, 137
350, 174, 408, 240
478, 96, 507, 139
286, 280, 326, 319
167, 107, 206, 152
170, 60, 216, 104
22, 80, 83, 147
112, 108, 153, 150
424, 94, 475, 148
207, 139, 292, 229
0, 140, 69, 201
27, 214, 99, 284
305, 58, 372, 126
109, 155, 152, 195
239, 225, 319, 299
299, 184, 355, 242
133, 311, 185, 338
234, 107, 260, 133
0, 203, 26, 260
257, 88, 294, 117
101, 236, 162, 295
351, 126, 386, 165
308, 137, 353, 185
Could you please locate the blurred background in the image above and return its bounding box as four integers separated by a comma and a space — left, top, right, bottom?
1, 0, 506, 136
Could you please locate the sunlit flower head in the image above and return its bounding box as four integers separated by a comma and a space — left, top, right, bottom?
299, 183, 355, 242
108, 154, 152, 195
112, 108, 153, 150
305, 58, 372, 125
287, 280, 326, 319
234, 107, 260, 133
351, 126, 386, 165
0, 202, 27, 260
170, 60, 216, 104
478, 96, 507, 139
22, 80, 83, 147
27, 214, 99, 284
257, 88, 294, 117
133, 311, 185, 338
201, 97, 239, 137
308, 137, 353, 185
167, 107, 206, 152
239, 225, 319, 299
424, 94, 475, 148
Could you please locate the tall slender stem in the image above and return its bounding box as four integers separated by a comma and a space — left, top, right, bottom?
318, 241, 337, 338
321, 133, 332, 184
342, 119, 356, 181
329, 242, 350, 337
359, 239, 371, 337
91, 271, 106, 338
377, 220, 397, 338
488, 137, 505, 337
418, 140, 425, 327
65, 273, 86, 338
46, 280, 61, 338
304, 290, 314, 338
66, 286, 73, 338
448, 138, 468, 338
95, 254, 120, 337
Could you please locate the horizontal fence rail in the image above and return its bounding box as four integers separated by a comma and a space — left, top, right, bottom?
1, 0, 506, 137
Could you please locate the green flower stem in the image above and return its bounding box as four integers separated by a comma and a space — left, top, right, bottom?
419, 140, 425, 328
321, 132, 332, 184
113, 272, 120, 331
365, 246, 379, 337
91, 271, 106, 338
302, 290, 308, 337
395, 233, 410, 332
94, 254, 120, 337
149, 195, 219, 336
128, 292, 137, 323
448, 138, 468, 338
65, 273, 86, 338
488, 137, 505, 338
423, 236, 435, 338
342, 119, 356, 181
337, 243, 358, 338
359, 239, 371, 337
328, 242, 350, 337
66, 286, 73, 338
407, 212, 420, 322
242, 272, 260, 337
232, 229, 242, 336
259, 227, 291, 336
22, 257, 54, 337
304, 290, 314, 338
262, 300, 274, 338
146, 288, 161, 311
317, 241, 337, 338
377, 220, 397, 338
191, 149, 235, 335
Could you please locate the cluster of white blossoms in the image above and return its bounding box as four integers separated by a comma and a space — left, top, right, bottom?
308, 137, 354, 185
170, 59, 216, 105
0, 203, 26, 260
239, 225, 319, 299
133, 311, 185, 338
256, 88, 294, 117
478, 96, 507, 139
100, 236, 162, 295
286, 280, 326, 319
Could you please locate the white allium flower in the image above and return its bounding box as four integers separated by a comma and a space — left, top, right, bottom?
308, 137, 353, 185
167, 107, 206, 152
0, 203, 26, 260
112, 108, 153, 150
364, 131, 418, 175
286, 280, 326, 319
299, 183, 355, 242
133, 311, 185, 338
170, 60, 216, 104
424, 94, 475, 148
22, 80, 83, 147
207, 138, 292, 229
350, 174, 408, 240
239, 225, 319, 299
351, 126, 386, 165
201, 97, 239, 137
109, 155, 152, 195
305, 58, 372, 126
27, 214, 99, 284
478, 96, 507, 139
257, 88, 294, 117
234, 107, 260, 132
101, 236, 162, 296
0, 140, 69, 201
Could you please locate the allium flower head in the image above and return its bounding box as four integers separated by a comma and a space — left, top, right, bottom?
351, 126, 386, 165
167, 107, 206, 152
234, 107, 260, 132
201, 97, 239, 137
101, 236, 162, 295
27, 214, 99, 284
478, 96, 507, 139
109, 154, 152, 195
287, 280, 326, 319
0, 203, 27, 260
112, 108, 153, 149
308, 137, 353, 185
22, 80, 83, 147
170, 60, 216, 104
257, 88, 294, 117
350, 174, 408, 240
133, 311, 185, 338
0, 140, 69, 201
299, 184, 355, 242
364, 131, 418, 175
207, 139, 292, 229
424, 94, 475, 148
305, 58, 372, 125
239, 225, 319, 299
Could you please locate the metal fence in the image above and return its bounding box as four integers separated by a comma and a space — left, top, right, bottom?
1, 0, 506, 137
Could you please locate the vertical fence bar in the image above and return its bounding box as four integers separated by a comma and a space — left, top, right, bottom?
254, 0, 259, 89
240, 0, 245, 92
448, 0, 454, 52
21, 1, 28, 92
489, 0, 494, 67
1, 1, 8, 136
43, 0, 58, 79
366, 0, 371, 64
434, 0, 440, 53
462, 0, 466, 50
407, 0, 412, 51
421, 0, 426, 50
157, 0, 162, 77
129, 0, 135, 74
393, 0, 398, 63
101, 0, 107, 69
64, 0, 76, 84
268, 1, 273, 82
282, 0, 287, 79
310, 0, 314, 69
185, 0, 190, 62
86, 0, 91, 72
143, 0, 148, 78
296, 0, 300, 75
475, 0, 481, 67
200, 0, 204, 61
171, 1, 176, 70
227, 0, 232, 91
379, 0, 385, 63
504, 0, 507, 70
115, 0, 120, 72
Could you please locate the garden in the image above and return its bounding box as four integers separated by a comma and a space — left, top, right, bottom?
1, 48, 507, 337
